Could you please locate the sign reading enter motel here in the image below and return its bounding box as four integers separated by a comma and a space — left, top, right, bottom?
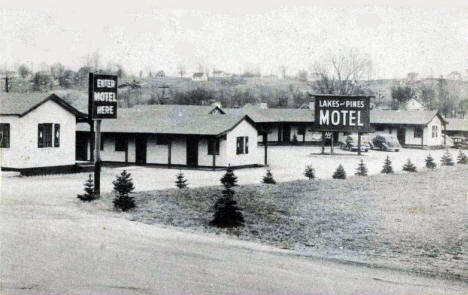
314, 95, 371, 132
90, 74, 118, 119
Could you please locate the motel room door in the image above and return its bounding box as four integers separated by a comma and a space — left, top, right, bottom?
397, 127, 406, 146
186, 136, 199, 167
135, 135, 147, 164
282, 124, 291, 143
76, 133, 89, 161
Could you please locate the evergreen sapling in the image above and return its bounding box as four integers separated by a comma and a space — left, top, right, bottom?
457, 150, 468, 164
304, 165, 315, 180
441, 150, 454, 166
175, 171, 188, 189
113, 170, 136, 211
77, 174, 97, 202
402, 158, 417, 172
262, 169, 276, 184
355, 159, 368, 176
333, 164, 346, 179
381, 156, 394, 174
425, 154, 436, 169
210, 166, 244, 228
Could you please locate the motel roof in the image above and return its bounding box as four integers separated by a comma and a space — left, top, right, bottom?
0, 92, 85, 117
370, 110, 447, 125
77, 107, 254, 136
445, 118, 468, 132
131, 104, 224, 115
224, 104, 315, 123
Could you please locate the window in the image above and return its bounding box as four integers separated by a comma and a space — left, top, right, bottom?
115, 134, 127, 151
100, 136, 105, 151
388, 128, 392, 134
375, 125, 385, 132
208, 138, 220, 155
54, 124, 60, 147
38, 124, 53, 148
298, 127, 306, 135
432, 125, 438, 138
414, 127, 423, 138
0, 123, 10, 148
343, 132, 351, 136
156, 134, 169, 145
236, 136, 249, 155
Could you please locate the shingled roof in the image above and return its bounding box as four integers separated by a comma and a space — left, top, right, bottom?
224, 104, 315, 123
445, 118, 468, 132
370, 110, 447, 125
0, 92, 85, 117
77, 107, 254, 136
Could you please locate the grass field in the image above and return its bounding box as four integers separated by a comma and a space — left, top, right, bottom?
89, 165, 468, 281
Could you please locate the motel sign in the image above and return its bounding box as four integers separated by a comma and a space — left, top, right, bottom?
314, 95, 371, 132
89, 73, 118, 119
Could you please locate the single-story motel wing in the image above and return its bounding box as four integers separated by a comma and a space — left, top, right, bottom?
0, 92, 459, 175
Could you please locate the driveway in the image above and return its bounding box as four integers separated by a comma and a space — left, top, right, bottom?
1, 146, 467, 294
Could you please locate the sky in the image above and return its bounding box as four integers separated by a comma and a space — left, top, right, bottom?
1, 0, 467, 79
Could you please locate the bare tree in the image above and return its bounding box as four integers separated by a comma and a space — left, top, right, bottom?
310, 49, 373, 95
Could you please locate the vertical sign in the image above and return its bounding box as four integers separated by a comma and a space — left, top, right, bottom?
89, 74, 118, 119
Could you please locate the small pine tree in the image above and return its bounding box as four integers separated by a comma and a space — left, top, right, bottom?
440, 150, 454, 166
113, 170, 136, 211
332, 164, 346, 179
211, 166, 244, 228
175, 171, 188, 189
355, 159, 368, 176
304, 165, 315, 180
381, 156, 394, 174
262, 169, 276, 184
425, 154, 436, 169
457, 150, 468, 164
402, 159, 417, 172
77, 174, 97, 202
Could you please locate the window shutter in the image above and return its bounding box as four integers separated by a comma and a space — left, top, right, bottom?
54, 124, 60, 147
245, 136, 249, 154
4, 124, 9, 148
236, 137, 241, 154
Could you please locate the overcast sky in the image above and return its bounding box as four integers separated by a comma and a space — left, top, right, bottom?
1, 0, 467, 79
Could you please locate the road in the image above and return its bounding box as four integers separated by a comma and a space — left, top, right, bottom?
1, 149, 467, 294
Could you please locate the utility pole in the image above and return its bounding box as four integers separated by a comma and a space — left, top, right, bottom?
5, 76, 9, 92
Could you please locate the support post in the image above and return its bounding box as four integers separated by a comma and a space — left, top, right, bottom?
89, 120, 95, 162
168, 137, 172, 168
443, 123, 447, 146
94, 120, 102, 197
264, 132, 268, 166
212, 137, 216, 171
330, 132, 334, 154
357, 132, 362, 156
321, 131, 325, 154
421, 128, 424, 149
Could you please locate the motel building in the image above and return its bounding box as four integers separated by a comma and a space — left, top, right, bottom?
76, 105, 263, 169
0, 93, 87, 175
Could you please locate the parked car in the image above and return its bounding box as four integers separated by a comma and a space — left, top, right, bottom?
452, 136, 468, 149
372, 134, 401, 152
340, 134, 370, 152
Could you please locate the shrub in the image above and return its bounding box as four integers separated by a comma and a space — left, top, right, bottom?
457, 150, 468, 164
262, 169, 276, 184
381, 156, 393, 174
440, 150, 454, 166
304, 165, 315, 180
77, 174, 98, 202
112, 170, 136, 211
402, 159, 417, 172
332, 164, 346, 179
175, 171, 188, 189
355, 159, 368, 176
211, 166, 244, 228
425, 154, 436, 169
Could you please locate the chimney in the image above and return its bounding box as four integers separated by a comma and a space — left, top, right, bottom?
259, 102, 268, 109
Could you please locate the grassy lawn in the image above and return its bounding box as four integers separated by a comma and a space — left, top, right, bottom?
90, 165, 468, 281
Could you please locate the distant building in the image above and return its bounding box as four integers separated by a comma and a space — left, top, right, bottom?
211, 70, 230, 79
192, 72, 208, 82
0, 93, 86, 175
444, 118, 468, 138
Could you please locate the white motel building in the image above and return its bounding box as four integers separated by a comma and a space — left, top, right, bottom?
0, 92, 459, 175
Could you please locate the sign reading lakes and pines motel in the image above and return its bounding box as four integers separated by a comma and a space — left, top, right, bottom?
314, 95, 371, 132
89, 73, 118, 119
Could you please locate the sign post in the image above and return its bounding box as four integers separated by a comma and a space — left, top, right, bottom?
314, 95, 371, 155
89, 73, 118, 196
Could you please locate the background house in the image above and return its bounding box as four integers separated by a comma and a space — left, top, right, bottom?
76, 105, 262, 169
0, 93, 86, 174
444, 118, 468, 138
192, 72, 208, 82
